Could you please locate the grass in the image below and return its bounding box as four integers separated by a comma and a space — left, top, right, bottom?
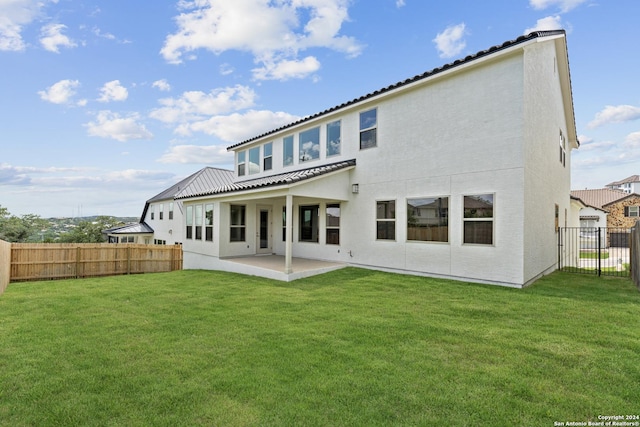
579, 251, 610, 259
0, 269, 638, 426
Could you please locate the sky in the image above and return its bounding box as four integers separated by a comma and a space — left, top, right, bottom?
1, 0, 639, 218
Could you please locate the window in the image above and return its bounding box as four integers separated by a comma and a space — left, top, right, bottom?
263, 142, 273, 171
237, 151, 246, 176
230, 205, 246, 242
376, 200, 395, 240
407, 197, 448, 242
154, 239, 166, 245
283, 135, 294, 166
150, 205, 155, 220
463, 194, 494, 245
159, 203, 164, 220
555, 204, 559, 232
205, 204, 214, 241
248, 146, 260, 175
625, 206, 639, 217
360, 108, 377, 149
121, 236, 134, 243
169, 202, 174, 220
195, 205, 203, 240
299, 205, 319, 242
559, 130, 566, 167
186, 205, 193, 239
326, 204, 340, 245
299, 127, 320, 162
327, 121, 341, 157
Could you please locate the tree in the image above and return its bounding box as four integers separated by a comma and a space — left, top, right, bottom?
0, 205, 48, 242
57, 216, 123, 243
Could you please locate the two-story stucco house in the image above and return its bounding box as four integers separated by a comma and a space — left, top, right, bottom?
172, 30, 578, 287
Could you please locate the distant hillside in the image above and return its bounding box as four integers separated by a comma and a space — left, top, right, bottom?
40, 216, 139, 242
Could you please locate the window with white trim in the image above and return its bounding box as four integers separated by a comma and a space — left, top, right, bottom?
230, 205, 246, 242
559, 130, 566, 167
263, 142, 273, 171
376, 200, 395, 240
327, 121, 341, 157
463, 194, 494, 245
407, 197, 448, 242
248, 146, 260, 175
283, 135, 294, 166
195, 205, 203, 240
299, 127, 320, 162
205, 204, 214, 241
186, 205, 193, 239
237, 151, 246, 176
625, 206, 639, 217
360, 108, 377, 149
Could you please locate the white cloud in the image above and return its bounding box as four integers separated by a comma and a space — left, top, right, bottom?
98, 80, 128, 102
152, 79, 171, 92
150, 85, 258, 124
157, 144, 232, 165
529, 0, 588, 13
39, 23, 76, 53
396, 0, 406, 7
0, 0, 52, 51
85, 111, 153, 142
160, 0, 363, 81
624, 131, 640, 149
38, 79, 83, 105
176, 109, 300, 142
220, 63, 234, 76
524, 15, 563, 34
433, 23, 466, 59
252, 56, 321, 81
587, 105, 640, 129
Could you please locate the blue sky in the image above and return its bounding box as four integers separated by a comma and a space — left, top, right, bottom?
1, 0, 639, 218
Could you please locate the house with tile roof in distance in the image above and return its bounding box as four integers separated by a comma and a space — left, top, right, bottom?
174, 30, 579, 287
570, 188, 628, 229
104, 167, 234, 245
605, 175, 640, 194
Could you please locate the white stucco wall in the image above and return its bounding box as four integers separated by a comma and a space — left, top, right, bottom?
144, 200, 183, 244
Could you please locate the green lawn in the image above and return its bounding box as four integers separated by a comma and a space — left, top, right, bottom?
0, 269, 638, 426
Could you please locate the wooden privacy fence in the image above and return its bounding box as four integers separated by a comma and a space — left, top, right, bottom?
8, 243, 182, 283
0, 240, 11, 295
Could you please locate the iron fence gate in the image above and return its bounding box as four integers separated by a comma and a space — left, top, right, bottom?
558, 227, 631, 277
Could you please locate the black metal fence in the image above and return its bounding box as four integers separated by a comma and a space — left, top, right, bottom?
631, 222, 640, 289
558, 227, 631, 277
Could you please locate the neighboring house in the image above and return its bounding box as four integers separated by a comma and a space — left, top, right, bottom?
105, 167, 234, 245
602, 193, 640, 229
174, 30, 578, 288
605, 175, 640, 194
569, 188, 627, 228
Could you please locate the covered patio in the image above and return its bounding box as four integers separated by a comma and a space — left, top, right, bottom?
216, 255, 346, 281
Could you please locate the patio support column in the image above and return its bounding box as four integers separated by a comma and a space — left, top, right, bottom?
285, 194, 293, 274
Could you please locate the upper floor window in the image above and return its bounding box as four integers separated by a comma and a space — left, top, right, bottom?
159, 203, 164, 220
248, 146, 260, 175
463, 194, 494, 245
360, 108, 377, 150
376, 200, 395, 240
263, 142, 273, 171
299, 127, 320, 162
407, 197, 449, 242
283, 135, 294, 166
559, 130, 566, 167
327, 121, 341, 157
237, 151, 246, 176
169, 202, 174, 220
150, 205, 155, 220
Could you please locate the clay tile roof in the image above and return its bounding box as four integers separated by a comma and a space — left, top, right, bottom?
570, 189, 628, 210
175, 159, 356, 200
606, 175, 640, 186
